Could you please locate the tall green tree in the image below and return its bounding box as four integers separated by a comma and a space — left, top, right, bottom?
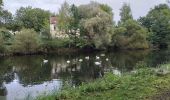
119, 3, 133, 23
100, 4, 113, 16
70, 4, 80, 29
58, 1, 71, 31
0, 33, 5, 52
139, 4, 170, 48
78, 2, 114, 49
0, 10, 13, 28
112, 19, 149, 49
12, 29, 41, 54
15, 7, 51, 32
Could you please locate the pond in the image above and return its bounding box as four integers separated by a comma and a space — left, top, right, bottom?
0, 49, 170, 100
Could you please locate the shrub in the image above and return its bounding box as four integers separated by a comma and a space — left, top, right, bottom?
0, 34, 5, 53
41, 38, 73, 51
12, 29, 41, 54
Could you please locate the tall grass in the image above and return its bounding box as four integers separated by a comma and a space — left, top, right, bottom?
36, 65, 170, 100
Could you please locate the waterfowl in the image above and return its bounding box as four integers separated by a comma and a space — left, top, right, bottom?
79, 59, 83, 62
43, 59, 48, 63
85, 56, 89, 60
96, 56, 100, 59
66, 60, 70, 64
106, 58, 109, 61
95, 61, 101, 65
100, 54, 105, 57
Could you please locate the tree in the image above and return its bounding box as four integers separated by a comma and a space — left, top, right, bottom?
139, 4, 170, 48
0, 0, 13, 28
0, 33, 5, 52
112, 19, 149, 49
119, 3, 133, 23
0, 0, 3, 15
15, 7, 51, 32
0, 10, 13, 28
70, 4, 80, 29
58, 1, 71, 31
12, 29, 41, 54
78, 2, 114, 49
100, 4, 113, 16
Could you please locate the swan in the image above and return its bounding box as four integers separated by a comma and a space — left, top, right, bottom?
96, 56, 100, 59
85, 56, 89, 60
106, 58, 109, 61
66, 60, 70, 64
43, 59, 48, 63
95, 61, 101, 65
100, 54, 105, 57
79, 59, 83, 62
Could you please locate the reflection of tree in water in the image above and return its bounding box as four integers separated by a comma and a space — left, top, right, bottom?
0, 81, 7, 97
108, 50, 149, 72
10, 56, 52, 86
50, 55, 106, 86
0, 56, 52, 86
0, 59, 10, 97
0, 50, 169, 89
145, 49, 170, 67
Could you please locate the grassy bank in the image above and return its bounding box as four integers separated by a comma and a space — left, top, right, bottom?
36, 64, 170, 100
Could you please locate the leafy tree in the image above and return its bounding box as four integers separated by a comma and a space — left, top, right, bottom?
119, 3, 133, 23
0, 33, 5, 52
15, 7, 51, 32
78, 2, 114, 49
139, 4, 170, 48
58, 1, 71, 31
113, 19, 149, 49
70, 4, 80, 29
12, 29, 41, 54
0, 10, 13, 28
0, 28, 12, 44
0, 0, 13, 28
100, 4, 113, 16
0, 0, 3, 14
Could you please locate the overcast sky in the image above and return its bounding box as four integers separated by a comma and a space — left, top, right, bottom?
3, 0, 167, 21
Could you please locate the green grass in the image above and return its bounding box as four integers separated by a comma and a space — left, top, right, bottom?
36, 66, 170, 100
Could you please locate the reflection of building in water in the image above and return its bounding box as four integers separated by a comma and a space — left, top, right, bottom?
51, 60, 67, 78
51, 59, 83, 79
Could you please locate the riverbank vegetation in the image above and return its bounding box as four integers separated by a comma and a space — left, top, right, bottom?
37, 64, 170, 100
0, 1, 170, 55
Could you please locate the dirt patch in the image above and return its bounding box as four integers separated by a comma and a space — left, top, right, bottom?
152, 90, 170, 100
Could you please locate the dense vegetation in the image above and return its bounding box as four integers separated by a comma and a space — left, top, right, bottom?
0, 1, 170, 55
37, 64, 170, 100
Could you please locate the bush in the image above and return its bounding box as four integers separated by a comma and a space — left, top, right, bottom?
0, 34, 5, 53
12, 29, 41, 54
112, 19, 149, 49
41, 38, 73, 50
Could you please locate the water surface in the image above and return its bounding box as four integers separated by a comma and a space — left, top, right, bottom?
0, 50, 169, 100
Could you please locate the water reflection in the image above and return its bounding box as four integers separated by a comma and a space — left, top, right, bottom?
0, 50, 169, 99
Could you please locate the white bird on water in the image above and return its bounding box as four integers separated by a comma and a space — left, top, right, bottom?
100, 54, 105, 57
95, 61, 101, 65
106, 58, 109, 61
43, 59, 48, 63
96, 56, 100, 59
66, 60, 70, 64
85, 56, 89, 60
79, 59, 83, 62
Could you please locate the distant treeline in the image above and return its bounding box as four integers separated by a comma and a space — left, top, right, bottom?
0, 1, 170, 54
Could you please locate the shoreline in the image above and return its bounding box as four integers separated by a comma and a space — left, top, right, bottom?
0, 48, 152, 57
36, 67, 170, 100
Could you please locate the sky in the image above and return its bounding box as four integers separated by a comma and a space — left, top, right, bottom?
3, 0, 167, 21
